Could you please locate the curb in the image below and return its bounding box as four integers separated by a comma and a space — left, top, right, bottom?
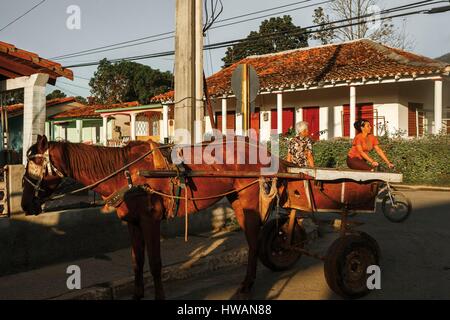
53, 245, 249, 300
53, 228, 319, 300
391, 184, 450, 192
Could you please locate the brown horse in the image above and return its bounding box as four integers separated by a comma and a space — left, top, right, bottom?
21, 135, 287, 300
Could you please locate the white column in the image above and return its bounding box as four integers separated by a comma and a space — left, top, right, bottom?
350, 86, 356, 137
295, 107, 303, 124
235, 113, 243, 136
319, 106, 329, 140
102, 116, 108, 146
221, 97, 227, 132
434, 80, 443, 134
130, 113, 137, 140
277, 92, 283, 135
22, 73, 49, 164
162, 104, 169, 143
76, 120, 83, 143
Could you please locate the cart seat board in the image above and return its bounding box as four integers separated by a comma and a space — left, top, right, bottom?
287, 167, 403, 183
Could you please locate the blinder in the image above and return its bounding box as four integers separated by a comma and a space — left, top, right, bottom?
24, 149, 65, 198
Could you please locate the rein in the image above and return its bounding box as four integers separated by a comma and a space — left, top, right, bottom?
26, 138, 279, 203
45, 143, 175, 201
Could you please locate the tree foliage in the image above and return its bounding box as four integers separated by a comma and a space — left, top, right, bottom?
74, 96, 88, 105
312, 1, 413, 50
46, 89, 66, 100
222, 15, 309, 67
89, 59, 173, 105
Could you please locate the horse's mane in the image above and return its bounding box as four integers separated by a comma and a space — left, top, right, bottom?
53, 141, 149, 180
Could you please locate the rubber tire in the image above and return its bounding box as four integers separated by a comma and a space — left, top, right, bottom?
258, 218, 307, 272
381, 191, 412, 223
324, 233, 380, 299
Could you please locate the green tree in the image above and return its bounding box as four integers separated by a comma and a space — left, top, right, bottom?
74, 96, 88, 105
89, 59, 173, 104
46, 89, 66, 100
222, 15, 309, 67
311, 7, 335, 45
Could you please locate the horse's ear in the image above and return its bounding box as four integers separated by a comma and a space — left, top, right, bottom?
37, 135, 49, 152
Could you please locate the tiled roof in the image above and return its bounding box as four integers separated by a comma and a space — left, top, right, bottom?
45, 97, 76, 107
0, 41, 73, 83
49, 101, 141, 119
6, 97, 77, 115
152, 39, 450, 101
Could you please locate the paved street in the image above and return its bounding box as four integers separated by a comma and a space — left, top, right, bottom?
133, 190, 450, 300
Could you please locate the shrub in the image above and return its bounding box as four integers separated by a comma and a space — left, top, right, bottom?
271, 133, 450, 186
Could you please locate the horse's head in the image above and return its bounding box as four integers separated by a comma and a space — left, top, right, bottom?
21, 135, 65, 215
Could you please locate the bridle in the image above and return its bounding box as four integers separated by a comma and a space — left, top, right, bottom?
23, 149, 65, 198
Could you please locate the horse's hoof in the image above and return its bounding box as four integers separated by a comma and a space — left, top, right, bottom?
231, 290, 251, 300
231, 285, 252, 300
132, 293, 144, 300
155, 293, 166, 300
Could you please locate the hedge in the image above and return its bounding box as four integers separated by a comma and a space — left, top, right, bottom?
272, 132, 450, 186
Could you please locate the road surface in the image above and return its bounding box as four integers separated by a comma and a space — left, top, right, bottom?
127, 190, 450, 300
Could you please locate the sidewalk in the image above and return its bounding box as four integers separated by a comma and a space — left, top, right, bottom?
1, 227, 248, 300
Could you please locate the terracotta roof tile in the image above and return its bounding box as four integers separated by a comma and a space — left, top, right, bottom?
151, 39, 450, 101
5, 97, 78, 115
49, 101, 141, 119
0, 41, 73, 82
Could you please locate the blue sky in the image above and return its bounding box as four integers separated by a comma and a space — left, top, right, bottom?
1, 0, 449, 98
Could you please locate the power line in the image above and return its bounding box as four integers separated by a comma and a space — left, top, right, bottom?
0, 0, 47, 33
54, 84, 83, 97
63, 4, 449, 69
50, 0, 324, 60
52, 0, 438, 62
59, 81, 91, 91
74, 75, 92, 81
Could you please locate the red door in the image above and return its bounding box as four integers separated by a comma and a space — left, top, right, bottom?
408, 103, 424, 136
271, 108, 294, 134
343, 103, 373, 137
303, 107, 320, 140
250, 108, 260, 140
216, 111, 236, 133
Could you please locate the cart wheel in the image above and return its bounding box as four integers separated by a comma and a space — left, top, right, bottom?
381, 191, 412, 223
324, 233, 380, 299
258, 218, 307, 271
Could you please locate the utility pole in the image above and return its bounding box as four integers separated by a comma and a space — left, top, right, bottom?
174, 0, 204, 144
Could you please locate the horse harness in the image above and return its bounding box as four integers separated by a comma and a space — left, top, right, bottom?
104, 145, 188, 219
24, 149, 65, 197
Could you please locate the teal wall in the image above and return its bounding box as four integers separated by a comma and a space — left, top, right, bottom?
3, 115, 23, 153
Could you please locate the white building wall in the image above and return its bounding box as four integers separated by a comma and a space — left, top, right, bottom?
375, 103, 400, 135
398, 80, 435, 134
207, 79, 444, 140
204, 116, 212, 134
333, 105, 343, 138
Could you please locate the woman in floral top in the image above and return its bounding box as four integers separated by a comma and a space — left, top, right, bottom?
287, 121, 315, 167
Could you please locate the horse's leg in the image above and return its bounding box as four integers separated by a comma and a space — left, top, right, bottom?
140, 205, 165, 300
228, 195, 261, 297
127, 222, 145, 300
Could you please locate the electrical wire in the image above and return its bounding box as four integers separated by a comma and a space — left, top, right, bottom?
0, 0, 47, 33
63, 5, 449, 69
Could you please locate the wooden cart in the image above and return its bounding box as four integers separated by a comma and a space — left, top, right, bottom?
258, 167, 412, 298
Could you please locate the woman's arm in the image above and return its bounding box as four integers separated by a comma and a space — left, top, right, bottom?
356, 145, 378, 167
374, 145, 394, 168
306, 151, 314, 167
287, 152, 292, 162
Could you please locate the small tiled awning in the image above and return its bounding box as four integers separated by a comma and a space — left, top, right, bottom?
0, 41, 73, 84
